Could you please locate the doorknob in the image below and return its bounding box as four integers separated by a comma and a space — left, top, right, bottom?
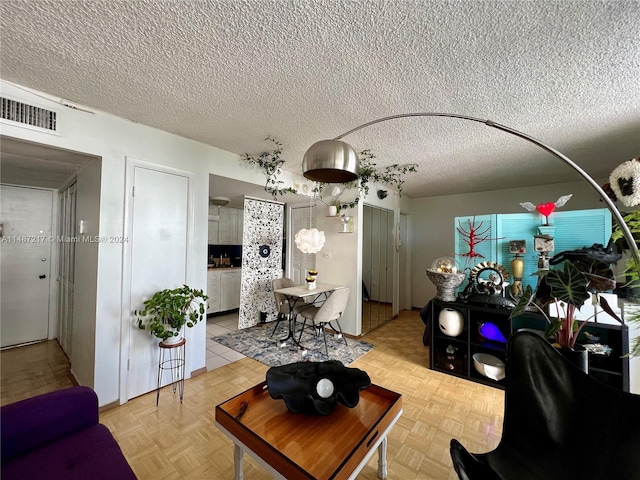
39, 274, 47, 279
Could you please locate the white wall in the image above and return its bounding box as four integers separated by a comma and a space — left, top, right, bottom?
315, 184, 401, 336
0, 80, 274, 405
408, 179, 611, 308
70, 159, 101, 386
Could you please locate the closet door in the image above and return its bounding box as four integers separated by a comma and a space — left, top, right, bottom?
381, 208, 394, 324
362, 205, 394, 334
362, 205, 373, 333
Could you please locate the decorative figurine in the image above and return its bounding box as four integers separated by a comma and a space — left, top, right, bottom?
520, 194, 572, 225
509, 240, 526, 298
608, 156, 640, 207
266, 360, 371, 416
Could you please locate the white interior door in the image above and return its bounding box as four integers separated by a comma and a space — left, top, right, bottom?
125, 164, 190, 400
1, 185, 53, 348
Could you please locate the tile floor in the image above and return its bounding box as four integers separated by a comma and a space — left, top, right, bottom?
205, 311, 246, 371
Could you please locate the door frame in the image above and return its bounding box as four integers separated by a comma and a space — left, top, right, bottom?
119, 157, 196, 404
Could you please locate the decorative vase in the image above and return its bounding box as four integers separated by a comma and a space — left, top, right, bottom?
426, 269, 466, 302
307, 281, 316, 290
438, 308, 465, 337
328, 205, 338, 216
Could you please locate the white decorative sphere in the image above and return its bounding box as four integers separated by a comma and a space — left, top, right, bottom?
438, 308, 465, 337
315, 378, 335, 398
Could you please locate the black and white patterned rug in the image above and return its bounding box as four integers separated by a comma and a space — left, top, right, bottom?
211, 322, 374, 367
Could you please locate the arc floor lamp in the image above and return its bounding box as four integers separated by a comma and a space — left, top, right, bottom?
302, 112, 639, 263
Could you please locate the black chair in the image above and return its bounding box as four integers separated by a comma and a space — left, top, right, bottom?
450, 330, 640, 480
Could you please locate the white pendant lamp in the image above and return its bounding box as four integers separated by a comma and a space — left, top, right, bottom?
294, 228, 325, 254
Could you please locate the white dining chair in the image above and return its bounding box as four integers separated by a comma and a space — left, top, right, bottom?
297, 286, 350, 355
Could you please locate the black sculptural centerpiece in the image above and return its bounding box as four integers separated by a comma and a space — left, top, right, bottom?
266, 360, 371, 416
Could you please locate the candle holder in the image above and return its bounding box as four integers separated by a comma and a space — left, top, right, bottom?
306, 270, 318, 289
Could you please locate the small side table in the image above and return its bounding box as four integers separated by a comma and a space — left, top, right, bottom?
156, 338, 186, 406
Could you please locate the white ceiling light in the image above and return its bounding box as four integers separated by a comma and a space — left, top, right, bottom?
294, 228, 326, 254
210, 196, 230, 206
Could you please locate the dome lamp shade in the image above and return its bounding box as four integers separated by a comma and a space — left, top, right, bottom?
302, 140, 359, 183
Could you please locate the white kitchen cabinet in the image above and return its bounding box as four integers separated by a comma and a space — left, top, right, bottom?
208, 269, 241, 314
218, 207, 243, 244
208, 205, 220, 244
218, 207, 236, 244
207, 270, 221, 314
220, 270, 241, 311
236, 209, 244, 244
208, 219, 220, 244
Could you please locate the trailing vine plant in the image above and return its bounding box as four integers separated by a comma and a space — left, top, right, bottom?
242, 136, 297, 199
242, 138, 418, 208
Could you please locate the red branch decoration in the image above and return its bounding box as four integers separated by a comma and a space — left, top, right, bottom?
456, 216, 505, 265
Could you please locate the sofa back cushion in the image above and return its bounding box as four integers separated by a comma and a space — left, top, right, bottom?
1, 386, 99, 461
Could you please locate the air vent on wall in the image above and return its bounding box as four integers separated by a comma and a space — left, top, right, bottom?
1, 97, 57, 131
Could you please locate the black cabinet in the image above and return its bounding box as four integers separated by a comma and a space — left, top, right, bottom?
429, 299, 630, 391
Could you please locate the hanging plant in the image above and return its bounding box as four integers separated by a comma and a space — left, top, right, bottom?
314, 150, 417, 211
242, 136, 297, 199
242, 139, 417, 207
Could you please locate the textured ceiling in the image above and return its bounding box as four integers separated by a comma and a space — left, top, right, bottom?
1, 0, 639, 198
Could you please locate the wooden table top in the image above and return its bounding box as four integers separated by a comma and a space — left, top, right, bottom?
273, 283, 346, 299
215, 381, 402, 480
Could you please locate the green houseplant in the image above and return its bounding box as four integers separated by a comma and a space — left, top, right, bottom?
135, 285, 208, 342
510, 261, 622, 351
511, 262, 591, 349
612, 209, 640, 356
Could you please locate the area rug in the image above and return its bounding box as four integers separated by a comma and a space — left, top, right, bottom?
211, 322, 374, 367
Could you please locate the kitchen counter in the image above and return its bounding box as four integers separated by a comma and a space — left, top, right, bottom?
208, 265, 241, 270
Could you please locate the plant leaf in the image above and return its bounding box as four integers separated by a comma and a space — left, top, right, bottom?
509, 284, 535, 318
598, 295, 624, 324
545, 262, 590, 308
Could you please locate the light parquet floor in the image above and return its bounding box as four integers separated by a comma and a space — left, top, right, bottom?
0, 309, 504, 479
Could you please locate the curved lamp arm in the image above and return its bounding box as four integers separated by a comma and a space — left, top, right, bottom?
333, 112, 639, 264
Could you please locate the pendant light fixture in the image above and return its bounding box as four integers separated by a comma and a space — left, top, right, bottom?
294, 227, 325, 254
294, 193, 325, 254
301, 112, 639, 263
302, 140, 359, 183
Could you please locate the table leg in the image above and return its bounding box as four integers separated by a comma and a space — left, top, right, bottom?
377, 436, 388, 479
233, 443, 244, 480
278, 298, 306, 351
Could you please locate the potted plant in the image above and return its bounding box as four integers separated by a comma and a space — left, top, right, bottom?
135, 285, 208, 343
510, 260, 622, 371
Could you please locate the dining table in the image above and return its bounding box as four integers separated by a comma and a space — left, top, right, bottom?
273, 282, 345, 350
